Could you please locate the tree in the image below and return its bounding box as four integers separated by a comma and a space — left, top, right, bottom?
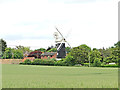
16, 45, 31, 57
0, 39, 7, 58
62, 54, 75, 66
35, 48, 46, 52
90, 49, 102, 63
3, 48, 12, 59
13, 49, 23, 59
113, 41, 120, 57
114, 41, 120, 47
46, 45, 54, 51
47, 48, 57, 52
92, 58, 101, 67
65, 47, 71, 54
70, 44, 91, 64
3, 48, 24, 59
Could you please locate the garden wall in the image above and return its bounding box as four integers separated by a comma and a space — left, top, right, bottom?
0, 59, 22, 64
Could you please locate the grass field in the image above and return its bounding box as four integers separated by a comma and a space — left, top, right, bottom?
2, 64, 118, 88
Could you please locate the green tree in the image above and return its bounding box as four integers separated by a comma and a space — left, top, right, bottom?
13, 49, 23, 59
90, 49, 102, 63
3, 48, 12, 59
92, 58, 101, 67
47, 48, 57, 52
70, 44, 91, 64
16, 45, 31, 57
0, 39, 7, 58
112, 41, 120, 57
35, 48, 46, 52
65, 47, 71, 54
62, 54, 75, 66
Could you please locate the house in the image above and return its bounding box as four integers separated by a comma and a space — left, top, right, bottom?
27, 51, 42, 58
22, 50, 42, 62
41, 52, 57, 59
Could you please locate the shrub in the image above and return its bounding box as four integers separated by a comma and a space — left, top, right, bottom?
32, 59, 41, 65
54, 61, 58, 66
50, 58, 56, 61
24, 59, 31, 65
32, 59, 55, 66
56, 60, 63, 66
83, 63, 89, 67
19, 62, 24, 64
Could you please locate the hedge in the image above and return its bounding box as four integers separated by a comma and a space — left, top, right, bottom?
20, 59, 119, 67
32, 59, 55, 66
101, 64, 118, 67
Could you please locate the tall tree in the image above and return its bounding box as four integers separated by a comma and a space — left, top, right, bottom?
0, 39, 7, 58
70, 44, 91, 64
90, 49, 102, 63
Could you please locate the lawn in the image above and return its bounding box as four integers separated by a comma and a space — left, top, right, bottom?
2, 64, 118, 88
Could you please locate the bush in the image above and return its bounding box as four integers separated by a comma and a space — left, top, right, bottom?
92, 58, 101, 67
32, 59, 41, 65
50, 58, 56, 61
54, 60, 69, 66
62, 54, 75, 66
101, 64, 118, 67
54, 61, 58, 66
56, 60, 64, 66
24, 59, 31, 65
20, 56, 75, 66
19, 62, 24, 64
32, 59, 55, 66
101, 62, 106, 66
83, 63, 89, 67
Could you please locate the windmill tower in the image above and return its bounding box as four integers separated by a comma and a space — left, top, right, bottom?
54, 27, 71, 60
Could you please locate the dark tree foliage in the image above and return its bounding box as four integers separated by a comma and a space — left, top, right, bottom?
0, 39, 7, 58
35, 48, 46, 52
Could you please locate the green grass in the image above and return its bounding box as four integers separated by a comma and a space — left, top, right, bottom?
2, 64, 118, 88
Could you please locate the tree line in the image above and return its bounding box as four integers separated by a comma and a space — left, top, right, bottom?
0, 38, 120, 67
63, 42, 120, 66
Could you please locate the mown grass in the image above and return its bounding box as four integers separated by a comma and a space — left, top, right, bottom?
2, 64, 118, 88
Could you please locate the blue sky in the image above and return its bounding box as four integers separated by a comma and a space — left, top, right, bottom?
0, 0, 118, 50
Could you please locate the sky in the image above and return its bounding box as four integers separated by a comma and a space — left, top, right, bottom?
0, 0, 119, 50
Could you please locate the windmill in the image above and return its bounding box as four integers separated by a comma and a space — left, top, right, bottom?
54, 27, 71, 60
